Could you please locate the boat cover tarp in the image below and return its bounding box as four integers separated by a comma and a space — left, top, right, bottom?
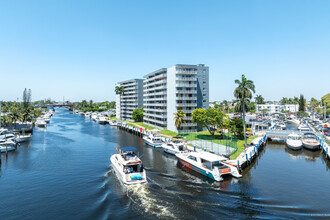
120, 147, 137, 153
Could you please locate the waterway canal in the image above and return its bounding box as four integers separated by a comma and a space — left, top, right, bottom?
0, 108, 330, 219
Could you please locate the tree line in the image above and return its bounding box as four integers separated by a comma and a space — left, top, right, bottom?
1, 89, 43, 127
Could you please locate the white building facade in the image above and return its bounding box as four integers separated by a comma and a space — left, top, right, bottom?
144, 64, 209, 132
256, 104, 299, 114
116, 79, 144, 121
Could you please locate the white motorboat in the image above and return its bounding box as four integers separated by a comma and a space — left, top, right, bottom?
84, 112, 91, 118
35, 119, 47, 128
0, 145, 16, 153
0, 128, 15, 140
43, 116, 50, 123
298, 124, 310, 131
14, 134, 32, 143
91, 113, 98, 121
278, 122, 286, 130
176, 151, 241, 181
109, 120, 117, 126
143, 133, 163, 147
286, 133, 303, 150
302, 133, 320, 151
96, 116, 107, 124
287, 117, 300, 125
162, 141, 188, 155
110, 147, 147, 185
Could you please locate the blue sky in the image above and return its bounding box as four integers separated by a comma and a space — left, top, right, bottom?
0, 0, 329, 102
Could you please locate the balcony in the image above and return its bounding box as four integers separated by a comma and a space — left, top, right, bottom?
176, 103, 197, 107
176, 90, 197, 94
144, 117, 167, 125
176, 97, 197, 101
176, 77, 197, 81
176, 83, 197, 88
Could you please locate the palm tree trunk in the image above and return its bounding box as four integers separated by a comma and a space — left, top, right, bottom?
243, 98, 247, 150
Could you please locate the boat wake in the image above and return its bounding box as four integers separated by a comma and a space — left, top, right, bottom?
126, 183, 176, 219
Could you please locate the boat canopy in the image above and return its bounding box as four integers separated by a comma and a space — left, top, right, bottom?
191, 151, 227, 162
120, 147, 137, 153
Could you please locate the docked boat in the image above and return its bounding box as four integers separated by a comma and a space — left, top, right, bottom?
302, 133, 320, 151
278, 122, 286, 130
110, 147, 147, 185
162, 141, 187, 155
287, 116, 300, 125
14, 134, 32, 143
286, 133, 303, 150
0, 145, 16, 153
96, 116, 107, 124
143, 133, 163, 147
0, 128, 15, 140
35, 119, 47, 128
176, 151, 242, 181
91, 113, 98, 121
43, 116, 50, 123
84, 112, 91, 118
298, 124, 310, 131
109, 120, 117, 126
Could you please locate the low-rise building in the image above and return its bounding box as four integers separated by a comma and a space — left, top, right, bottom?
256, 104, 298, 113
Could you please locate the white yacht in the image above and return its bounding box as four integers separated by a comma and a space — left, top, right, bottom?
14, 133, 32, 143
96, 116, 107, 124
162, 141, 187, 155
143, 133, 163, 147
287, 116, 300, 125
91, 113, 98, 121
110, 147, 147, 185
286, 133, 303, 150
43, 115, 50, 123
0, 145, 16, 153
0, 128, 15, 140
298, 124, 310, 131
109, 120, 117, 126
84, 112, 91, 118
176, 151, 242, 181
35, 119, 47, 128
277, 122, 286, 130
302, 133, 320, 151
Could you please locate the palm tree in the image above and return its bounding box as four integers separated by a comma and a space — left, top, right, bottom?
255, 94, 265, 104
235, 98, 251, 113
173, 110, 186, 134
9, 107, 22, 128
234, 74, 255, 149
280, 97, 288, 105
115, 86, 125, 121
1, 115, 12, 127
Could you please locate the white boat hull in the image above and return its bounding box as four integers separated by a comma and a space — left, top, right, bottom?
286, 140, 303, 151
176, 153, 242, 182
15, 135, 32, 143
302, 141, 320, 151
110, 155, 147, 185
143, 137, 162, 148
0, 146, 16, 153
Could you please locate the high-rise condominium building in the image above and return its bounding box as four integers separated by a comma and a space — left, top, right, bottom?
116, 79, 144, 121
143, 64, 209, 132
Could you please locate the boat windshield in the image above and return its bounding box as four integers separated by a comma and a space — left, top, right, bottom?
288, 135, 300, 140
122, 152, 137, 161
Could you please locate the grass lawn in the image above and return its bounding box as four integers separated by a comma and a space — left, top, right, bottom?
134, 122, 156, 130
180, 131, 257, 160
160, 130, 178, 137
230, 136, 257, 160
